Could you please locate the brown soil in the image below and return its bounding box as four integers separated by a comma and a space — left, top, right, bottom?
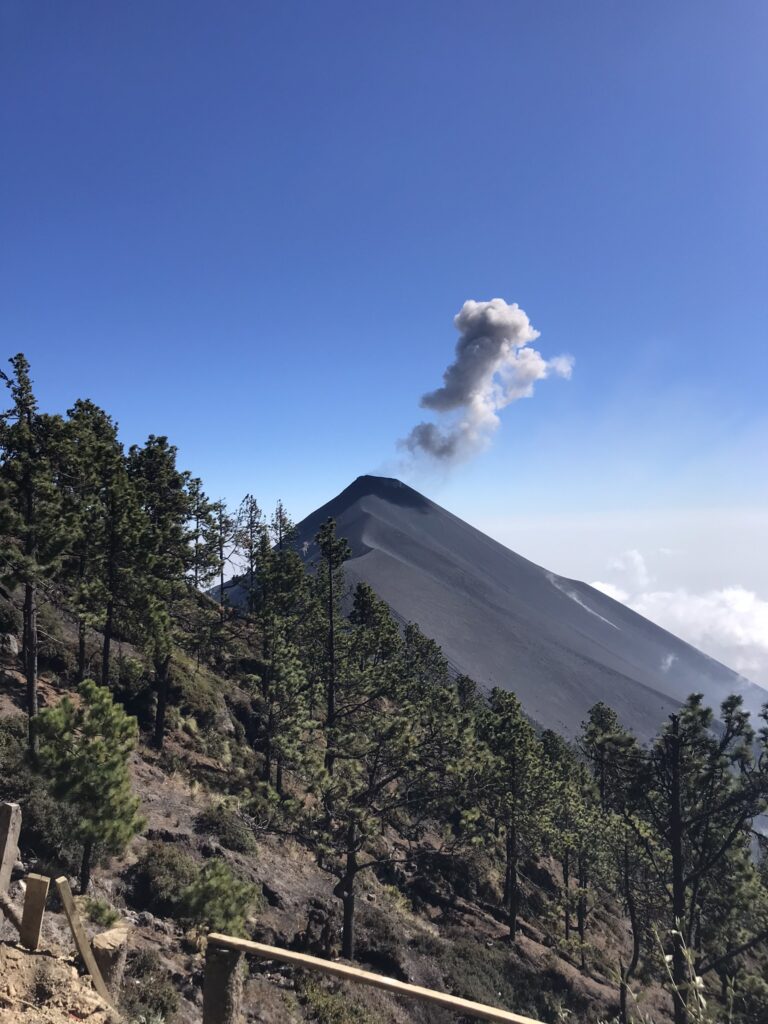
0, 941, 116, 1024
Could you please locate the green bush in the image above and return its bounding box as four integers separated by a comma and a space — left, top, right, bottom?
296, 977, 376, 1024
131, 842, 197, 917
121, 947, 179, 1023
175, 660, 221, 729
179, 859, 260, 936
131, 842, 259, 935
0, 594, 20, 635
83, 896, 120, 927
36, 602, 72, 674
113, 655, 155, 728
195, 805, 257, 854
0, 716, 80, 874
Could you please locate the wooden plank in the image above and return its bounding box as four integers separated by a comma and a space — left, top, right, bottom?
20, 874, 50, 950
207, 933, 544, 1024
54, 876, 114, 1008
0, 802, 21, 892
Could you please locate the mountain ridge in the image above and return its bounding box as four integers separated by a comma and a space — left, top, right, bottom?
228, 475, 766, 741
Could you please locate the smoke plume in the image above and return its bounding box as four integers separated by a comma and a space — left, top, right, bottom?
402, 298, 573, 461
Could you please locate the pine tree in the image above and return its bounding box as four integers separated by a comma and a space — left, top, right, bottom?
480, 688, 554, 939
35, 678, 144, 893
304, 585, 473, 960
312, 518, 350, 776
127, 436, 195, 748
188, 478, 219, 593
59, 399, 142, 684
580, 701, 636, 811
212, 499, 237, 618
0, 355, 69, 754
248, 616, 314, 793
266, 501, 306, 621
234, 494, 264, 613
632, 694, 768, 1024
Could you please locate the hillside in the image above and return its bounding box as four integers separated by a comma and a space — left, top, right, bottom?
223, 475, 767, 741
0, 649, 655, 1024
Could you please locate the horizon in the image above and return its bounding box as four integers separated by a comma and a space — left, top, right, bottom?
2, 1, 766, 683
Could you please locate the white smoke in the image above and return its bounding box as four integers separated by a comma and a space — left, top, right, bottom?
402, 298, 573, 461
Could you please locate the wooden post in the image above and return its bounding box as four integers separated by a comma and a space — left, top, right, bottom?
20, 874, 50, 950
55, 876, 114, 1008
0, 802, 21, 892
203, 942, 244, 1024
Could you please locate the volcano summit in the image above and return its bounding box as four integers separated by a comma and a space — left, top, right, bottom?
226, 476, 766, 740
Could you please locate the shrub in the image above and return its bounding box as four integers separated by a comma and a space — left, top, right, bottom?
296, 977, 376, 1024
131, 842, 198, 917
131, 842, 259, 935
36, 602, 72, 674
195, 805, 257, 854
0, 594, 21, 635
0, 716, 80, 873
113, 655, 155, 728
121, 947, 179, 1022
83, 896, 120, 927
179, 859, 260, 936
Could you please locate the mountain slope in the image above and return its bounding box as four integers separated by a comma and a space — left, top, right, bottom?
233, 476, 767, 740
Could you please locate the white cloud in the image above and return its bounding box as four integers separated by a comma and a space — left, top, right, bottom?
608, 548, 652, 590
629, 586, 768, 682
591, 581, 630, 603
591, 549, 768, 686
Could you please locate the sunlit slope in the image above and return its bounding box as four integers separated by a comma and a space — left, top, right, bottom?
280, 476, 768, 740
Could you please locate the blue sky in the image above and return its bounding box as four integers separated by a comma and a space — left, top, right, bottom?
2, 2, 767, 679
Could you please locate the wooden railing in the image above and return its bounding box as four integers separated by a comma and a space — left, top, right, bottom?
2, 801, 547, 1023
203, 933, 546, 1024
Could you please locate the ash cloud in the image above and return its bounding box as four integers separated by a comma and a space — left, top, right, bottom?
402, 298, 573, 461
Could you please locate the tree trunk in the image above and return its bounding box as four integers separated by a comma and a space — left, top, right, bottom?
276, 755, 284, 797
577, 853, 587, 969
563, 849, 571, 940
262, 731, 272, 786
77, 617, 87, 682
669, 716, 688, 1024
324, 557, 336, 776
340, 822, 357, 960
80, 838, 93, 895
619, 961, 629, 1024
623, 841, 641, 980
505, 826, 519, 940
153, 653, 171, 749
76, 551, 88, 682
218, 517, 226, 621
24, 582, 38, 758
101, 598, 114, 686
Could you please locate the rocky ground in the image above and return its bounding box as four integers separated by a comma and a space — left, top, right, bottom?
0, 941, 115, 1024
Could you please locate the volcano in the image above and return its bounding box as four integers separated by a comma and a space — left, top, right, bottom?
226, 476, 766, 740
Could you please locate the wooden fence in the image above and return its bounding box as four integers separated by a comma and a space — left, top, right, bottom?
2, 802, 547, 1023
0, 802, 117, 1007
203, 932, 546, 1024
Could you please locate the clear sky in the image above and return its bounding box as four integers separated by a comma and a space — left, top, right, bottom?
2, 2, 767, 681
